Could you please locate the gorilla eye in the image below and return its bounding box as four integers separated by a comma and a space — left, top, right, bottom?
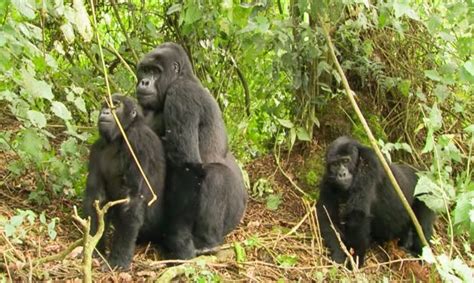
112, 100, 122, 109
341, 157, 351, 164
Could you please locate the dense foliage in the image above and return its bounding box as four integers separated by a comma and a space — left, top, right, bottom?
0, 0, 472, 281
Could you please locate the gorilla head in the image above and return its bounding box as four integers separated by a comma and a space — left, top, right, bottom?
98, 94, 138, 142
325, 136, 359, 190
136, 42, 194, 110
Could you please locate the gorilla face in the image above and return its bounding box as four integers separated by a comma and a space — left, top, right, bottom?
326, 136, 358, 190
327, 155, 354, 190
136, 43, 192, 110
98, 94, 137, 142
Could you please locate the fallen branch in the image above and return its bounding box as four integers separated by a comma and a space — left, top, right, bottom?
73, 198, 129, 283
156, 255, 217, 282
322, 206, 357, 271
0, 238, 82, 271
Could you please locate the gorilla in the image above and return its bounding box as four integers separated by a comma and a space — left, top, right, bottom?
135, 42, 247, 259
83, 94, 166, 269
316, 136, 435, 267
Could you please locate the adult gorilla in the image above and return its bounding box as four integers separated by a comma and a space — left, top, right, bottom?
136, 42, 247, 259
316, 136, 435, 267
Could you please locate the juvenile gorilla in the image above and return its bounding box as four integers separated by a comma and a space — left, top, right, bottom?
136, 42, 247, 259
83, 94, 166, 269
316, 136, 435, 267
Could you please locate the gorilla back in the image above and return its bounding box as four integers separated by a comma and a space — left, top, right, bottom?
136, 42, 247, 259
83, 94, 166, 269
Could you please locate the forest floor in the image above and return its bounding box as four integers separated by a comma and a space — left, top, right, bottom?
0, 117, 444, 282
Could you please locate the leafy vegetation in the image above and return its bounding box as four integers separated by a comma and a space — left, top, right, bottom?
0, 0, 472, 281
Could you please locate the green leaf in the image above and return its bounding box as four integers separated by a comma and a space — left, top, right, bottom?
296, 127, 311, 141
393, 0, 419, 20
276, 254, 298, 267
183, 3, 202, 25
27, 110, 47, 128
414, 175, 454, 213
0, 90, 18, 102
398, 79, 411, 97
464, 125, 474, 135
60, 137, 78, 156
60, 23, 75, 43
289, 127, 296, 150
39, 212, 46, 224
462, 60, 474, 77
453, 192, 474, 226
167, 4, 182, 15
424, 69, 443, 82
47, 219, 57, 240
233, 242, 246, 263
421, 247, 436, 264
422, 129, 434, 153
277, 118, 294, 128
51, 101, 72, 121
433, 84, 449, 102
12, 0, 36, 19
21, 68, 54, 101
266, 193, 282, 211
10, 215, 24, 227
393, 0, 420, 21
73, 0, 92, 42
428, 104, 442, 131
17, 128, 49, 159
74, 97, 87, 113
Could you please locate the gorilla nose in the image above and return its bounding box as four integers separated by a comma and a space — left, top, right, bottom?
338, 172, 347, 179
140, 78, 150, 87
102, 108, 111, 115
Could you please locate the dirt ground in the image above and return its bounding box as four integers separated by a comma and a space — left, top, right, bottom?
0, 118, 437, 281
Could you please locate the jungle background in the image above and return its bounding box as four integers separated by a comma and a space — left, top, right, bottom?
0, 0, 473, 281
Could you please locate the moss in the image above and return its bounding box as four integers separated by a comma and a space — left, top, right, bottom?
352, 113, 387, 144
296, 150, 325, 201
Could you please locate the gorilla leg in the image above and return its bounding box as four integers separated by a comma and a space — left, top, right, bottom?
193, 158, 246, 251
407, 199, 435, 254
162, 164, 203, 259
164, 221, 196, 259
343, 210, 371, 267
107, 202, 145, 269
193, 164, 227, 250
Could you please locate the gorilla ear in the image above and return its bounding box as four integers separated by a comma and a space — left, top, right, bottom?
351, 146, 359, 158
173, 62, 180, 73
131, 108, 137, 119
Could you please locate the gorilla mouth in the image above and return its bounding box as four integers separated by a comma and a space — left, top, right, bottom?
137, 90, 156, 98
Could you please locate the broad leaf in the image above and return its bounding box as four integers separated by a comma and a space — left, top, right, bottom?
74, 97, 87, 113
21, 68, 54, 101
296, 127, 311, 141
27, 110, 47, 128
51, 101, 72, 121
393, 0, 419, 20
277, 118, 294, 128
266, 193, 282, 211
73, 0, 92, 42
12, 0, 36, 19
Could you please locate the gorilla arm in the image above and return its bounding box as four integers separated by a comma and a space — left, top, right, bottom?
163, 85, 202, 165
340, 149, 380, 266
316, 187, 347, 263
82, 142, 108, 251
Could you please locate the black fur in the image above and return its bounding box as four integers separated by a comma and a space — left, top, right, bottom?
136, 42, 247, 259
83, 94, 166, 269
316, 136, 435, 267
